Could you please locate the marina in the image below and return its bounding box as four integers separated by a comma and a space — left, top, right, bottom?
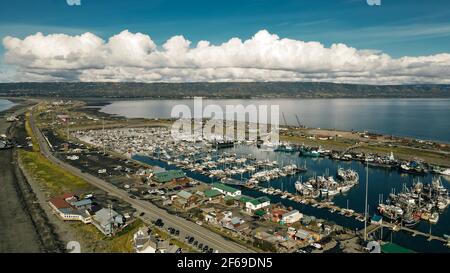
73, 126, 450, 253
99, 98, 450, 143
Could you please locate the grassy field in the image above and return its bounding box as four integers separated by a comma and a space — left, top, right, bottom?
108, 219, 143, 253
19, 110, 144, 252
18, 150, 94, 196
24, 112, 40, 152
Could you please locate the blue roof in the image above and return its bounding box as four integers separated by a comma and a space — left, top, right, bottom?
72, 199, 93, 207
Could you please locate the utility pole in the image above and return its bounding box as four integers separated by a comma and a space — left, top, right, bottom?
102, 118, 106, 155
364, 159, 369, 241
66, 120, 70, 140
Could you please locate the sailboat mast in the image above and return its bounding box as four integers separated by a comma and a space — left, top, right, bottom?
364, 160, 369, 241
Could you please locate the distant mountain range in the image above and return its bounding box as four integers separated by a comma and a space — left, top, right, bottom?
1, 82, 450, 99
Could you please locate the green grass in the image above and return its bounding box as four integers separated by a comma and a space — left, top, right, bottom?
108, 219, 144, 253
19, 150, 94, 196
25, 112, 40, 152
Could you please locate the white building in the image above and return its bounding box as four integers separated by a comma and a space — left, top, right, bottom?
245, 196, 271, 211
211, 183, 241, 197
281, 210, 303, 224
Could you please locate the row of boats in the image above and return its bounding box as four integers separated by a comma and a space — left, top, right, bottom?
294, 168, 359, 199
272, 142, 450, 177
377, 177, 450, 226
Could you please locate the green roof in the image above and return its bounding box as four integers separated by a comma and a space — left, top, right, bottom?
211, 183, 240, 194
177, 190, 193, 199
238, 195, 254, 203
247, 196, 271, 206
257, 196, 271, 203
153, 170, 186, 183
204, 189, 222, 198
254, 210, 267, 217
381, 243, 416, 254
224, 195, 235, 202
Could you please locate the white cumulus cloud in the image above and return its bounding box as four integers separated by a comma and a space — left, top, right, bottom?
2, 29, 450, 84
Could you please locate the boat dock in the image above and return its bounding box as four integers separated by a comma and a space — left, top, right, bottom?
363, 223, 449, 244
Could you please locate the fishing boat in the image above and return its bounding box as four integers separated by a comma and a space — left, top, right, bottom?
378, 204, 404, 221
429, 212, 439, 224
402, 211, 420, 227
337, 168, 359, 184
433, 167, 450, 176
400, 161, 426, 175
298, 147, 320, 157
274, 144, 296, 153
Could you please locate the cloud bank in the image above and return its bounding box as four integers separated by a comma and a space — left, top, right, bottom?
2, 29, 450, 84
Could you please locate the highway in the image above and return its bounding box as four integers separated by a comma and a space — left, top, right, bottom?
29, 107, 253, 253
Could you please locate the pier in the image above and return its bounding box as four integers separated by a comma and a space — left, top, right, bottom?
363, 223, 449, 244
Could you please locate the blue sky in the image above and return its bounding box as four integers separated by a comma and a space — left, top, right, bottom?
1, 0, 450, 56
1, 0, 450, 83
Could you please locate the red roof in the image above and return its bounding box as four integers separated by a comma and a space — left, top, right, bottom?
55, 193, 75, 200
48, 193, 75, 209
49, 198, 72, 209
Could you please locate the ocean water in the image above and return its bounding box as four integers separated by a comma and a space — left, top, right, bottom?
100, 98, 450, 143
0, 99, 15, 112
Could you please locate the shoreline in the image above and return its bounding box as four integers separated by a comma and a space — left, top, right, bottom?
73, 99, 450, 167
0, 100, 65, 253
85, 98, 450, 145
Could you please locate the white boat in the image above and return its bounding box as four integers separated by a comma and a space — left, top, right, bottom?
295, 181, 304, 192
429, 212, 439, 224
435, 168, 450, 176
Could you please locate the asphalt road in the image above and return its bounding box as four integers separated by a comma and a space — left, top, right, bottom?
29, 107, 253, 253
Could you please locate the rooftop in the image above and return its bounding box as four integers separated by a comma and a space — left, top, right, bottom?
212, 182, 240, 194
153, 170, 186, 183
177, 190, 192, 200
204, 189, 222, 198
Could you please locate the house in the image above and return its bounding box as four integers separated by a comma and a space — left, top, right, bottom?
295, 229, 314, 242
281, 210, 303, 224
222, 216, 248, 232
279, 240, 297, 252
133, 228, 157, 253
271, 209, 288, 222
133, 228, 179, 253
48, 194, 91, 224
72, 199, 93, 210
211, 183, 241, 197
204, 189, 222, 201
92, 208, 124, 236
174, 190, 195, 208
177, 190, 193, 200
245, 196, 271, 212
152, 170, 187, 183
